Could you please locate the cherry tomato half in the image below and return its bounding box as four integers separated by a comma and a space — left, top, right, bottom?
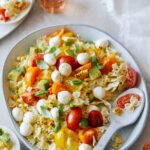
66, 107, 82, 131
88, 110, 103, 128
56, 56, 80, 70
79, 128, 98, 145
117, 93, 140, 109
32, 53, 44, 67
21, 89, 39, 106
126, 66, 138, 88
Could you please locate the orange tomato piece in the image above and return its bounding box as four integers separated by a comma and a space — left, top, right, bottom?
79, 128, 98, 145
101, 54, 116, 75
73, 63, 92, 74
25, 67, 41, 86
52, 82, 67, 94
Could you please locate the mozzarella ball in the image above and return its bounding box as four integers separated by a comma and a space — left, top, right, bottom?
12, 107, 23, 122
51, 70, 63, 82
78, 144, 93, 150
59, 63, 72, 77
93, 87, 106, 100
36, 99, 46, 114
87, 105, 100, 113
44, 53, 56, 65
58, 91, 72, 104
0, 0, 6, 6
94, 39, 109, 48
23, 112, 37, 123
50, 107, 59, 120
20, 122, 33, 137
77, 53, 90, 65
49, 36, 60, 47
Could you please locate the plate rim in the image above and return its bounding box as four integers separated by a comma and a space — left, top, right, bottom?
2, 24, 149, 150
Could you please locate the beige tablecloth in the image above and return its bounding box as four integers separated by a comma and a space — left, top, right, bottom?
0, 0, 149, 149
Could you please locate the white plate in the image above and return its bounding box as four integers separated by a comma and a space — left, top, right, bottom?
0, 125, 20, 150
0, 0, 35, 40
2, 24, 149, 150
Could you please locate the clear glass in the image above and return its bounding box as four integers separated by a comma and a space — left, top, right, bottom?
39, 0, 65, 13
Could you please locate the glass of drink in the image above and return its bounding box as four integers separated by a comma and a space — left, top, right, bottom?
39, 0, 65, 13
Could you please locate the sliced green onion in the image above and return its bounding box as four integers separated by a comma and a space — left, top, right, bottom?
37, 60, 49, 70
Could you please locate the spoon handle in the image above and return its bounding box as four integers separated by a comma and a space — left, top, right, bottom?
94, 122, 119, 150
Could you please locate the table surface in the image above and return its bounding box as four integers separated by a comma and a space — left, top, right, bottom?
0, 1, 150, 150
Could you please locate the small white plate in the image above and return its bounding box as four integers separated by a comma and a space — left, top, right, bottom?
0, 0, 35, 40
0, 125, 20, 150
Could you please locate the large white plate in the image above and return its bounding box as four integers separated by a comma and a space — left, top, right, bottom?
2, 25, 149, 150
0, 0, 35, 40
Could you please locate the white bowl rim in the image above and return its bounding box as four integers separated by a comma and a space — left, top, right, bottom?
0, 0, 35, 25
2, 24, 149, 150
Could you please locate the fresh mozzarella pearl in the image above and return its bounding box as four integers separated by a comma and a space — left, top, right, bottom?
36, 99, 46, 114
93, 87, 106, 100
59, 63, 72, 77
58, 91, 72, 104
44, 53, 56, 65
12, 107, 23, 122
49, 36, 60, 47
51, 70, 63, 82
77, 53, 90, 65
78, 143, 93, 150
23, 112, 37, 123
20, 122, 33, 137
50, 107, 59, 120
94, 39, 109, 48
87, 105, 100, 113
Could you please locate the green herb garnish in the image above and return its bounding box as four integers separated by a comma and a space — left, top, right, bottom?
65, 40, 73, 46
79, 118, 89, 128
49, 46, 57, 53
35, 90, 48, 96
72, 80, 82, 85
91, 56, 104, 70
37, 60, 49, 69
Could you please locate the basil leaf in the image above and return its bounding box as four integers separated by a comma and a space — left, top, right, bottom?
37, 60, 49, 69
0, 129, 3, 136
79, 118, 88, 128
49, 46, 57, 53
91, 56, 104, 70
72, 80, 82, 85
35, 90, 48, 96
0, 133, 10, 144
55, 118, 62, 132
65, 49, 75, 57
65, 40, 73, 46
40, 106, 52, 118
57, 105, 64, 115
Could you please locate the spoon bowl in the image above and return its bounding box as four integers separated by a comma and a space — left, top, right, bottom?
94, 88, 145, 150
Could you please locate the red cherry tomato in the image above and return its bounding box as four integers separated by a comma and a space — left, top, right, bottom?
66, 107, 82, 131
32, 53, 44, 67
126, 66, 138, 88
21, 89, 39, 106
79, 128, 98, 145
88, 110, 103, 127
117, 93, 140, 109
56, 56, 80, 70
0, 8, 10, 22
